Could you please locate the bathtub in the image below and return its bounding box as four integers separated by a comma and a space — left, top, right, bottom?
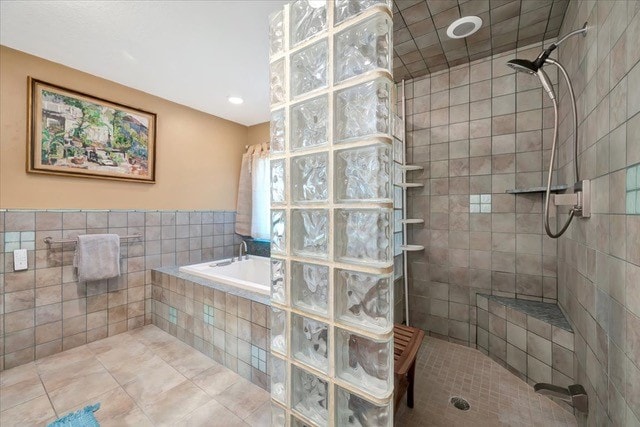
178, 255, 270, 295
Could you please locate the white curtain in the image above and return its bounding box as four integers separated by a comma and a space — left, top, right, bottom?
235, 143, 270, 239
251, 144, 270, 240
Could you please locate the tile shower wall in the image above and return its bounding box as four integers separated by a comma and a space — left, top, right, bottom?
555, 1, 640, 425
0, 209, 239, 371
403, 41, 560, 346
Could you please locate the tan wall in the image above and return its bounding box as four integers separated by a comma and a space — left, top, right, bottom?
247, 121, 270, 146
0, 46, 251, 210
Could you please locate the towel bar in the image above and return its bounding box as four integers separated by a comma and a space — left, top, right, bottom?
43, 233, 142, 245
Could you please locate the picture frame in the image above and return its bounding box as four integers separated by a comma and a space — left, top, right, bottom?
27, 77, 157, 183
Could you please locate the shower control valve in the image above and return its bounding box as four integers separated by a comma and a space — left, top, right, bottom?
553, 180, 591, 218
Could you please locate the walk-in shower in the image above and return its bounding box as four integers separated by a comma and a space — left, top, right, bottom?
507, 23, 590, 239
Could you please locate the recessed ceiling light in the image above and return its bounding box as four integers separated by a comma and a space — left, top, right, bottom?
228, 96, 244, 105
308, 0, 325, 8
446, 16, 483, 39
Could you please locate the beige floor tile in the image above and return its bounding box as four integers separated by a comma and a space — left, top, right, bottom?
243, 400, 271, 427
48, 369, 119, 414
167, 350, 219, 379
97, 345, 166, 385
213, 377, 270, 420
36, 345, 94, 375
40, 357, 106, 392
0, 362, 38, 387
0, 395, 56, 427
122, 365, 186, 407
192, 363, 242, 397
0, 375, 46, 411
176, 400, 248, 427
87, 332, 140, 355
140, 380, 212, 426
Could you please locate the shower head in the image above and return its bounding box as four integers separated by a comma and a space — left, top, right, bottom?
506, 59, 538, 74
507, 59, 555, 100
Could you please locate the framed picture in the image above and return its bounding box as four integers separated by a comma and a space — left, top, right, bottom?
27, 77, 157, 183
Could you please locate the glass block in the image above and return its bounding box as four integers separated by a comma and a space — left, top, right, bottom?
335, 209, 392, 266
271, 109, 286, 153
334, 0, 390, 25
292, 313, 329, 372
336, 268, 392, 333
336, 386, 392, 426
335, 77, 391, 143
393, 162, 402, 186
393, 254, 403, 280
392, 114, 404, 142
271, 258, 286, 304
292, 365, 328, 425
335, 328, 392, 398
270, 10, 285, 57
394, 209, 402, 232
290, 0, 327, 47
271, 159, 286, 204
271, 59, 286, 104
291, 40, 328, 97
334, 13, 391, 83
291, 152, 328, 203
291, 209, 328, 258
335, 144, 391, 203
291, 261, 329, 316
271, 210, 286, 254
394, 232, 402, 256
271, 355, 288, 404
291, 96, 328, 150
271, 307, 287, 355
272, 404, 286, 427
393, 136, 402, 163
393, 186, 402, 209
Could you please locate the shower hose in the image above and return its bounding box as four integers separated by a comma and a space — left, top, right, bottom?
543, 58, 579, 239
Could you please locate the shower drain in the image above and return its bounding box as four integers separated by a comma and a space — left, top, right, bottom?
450, 396, 470, 411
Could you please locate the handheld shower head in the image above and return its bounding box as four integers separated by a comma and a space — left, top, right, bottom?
506, 59, 538, 74
506, 59, 556, 100
536, 68, 556, 100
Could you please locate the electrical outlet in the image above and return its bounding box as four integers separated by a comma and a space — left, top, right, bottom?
13, 249, 28, 271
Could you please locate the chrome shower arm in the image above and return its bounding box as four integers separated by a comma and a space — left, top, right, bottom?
554, 22, 588, 47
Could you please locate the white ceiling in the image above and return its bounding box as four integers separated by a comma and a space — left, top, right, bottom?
0, 0, 287, 126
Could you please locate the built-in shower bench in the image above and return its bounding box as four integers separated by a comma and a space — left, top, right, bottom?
475, 294, 575, 387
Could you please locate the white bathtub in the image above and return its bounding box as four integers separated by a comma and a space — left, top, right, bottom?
179, 255, 270, 295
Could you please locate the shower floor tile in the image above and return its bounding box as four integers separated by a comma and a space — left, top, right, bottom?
0, 325, 270, 427
396, 336, 577, 426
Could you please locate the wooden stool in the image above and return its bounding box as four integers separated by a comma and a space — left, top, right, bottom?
393, 324, 425, 412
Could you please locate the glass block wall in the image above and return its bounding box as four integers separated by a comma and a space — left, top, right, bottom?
268, 1, 394, 425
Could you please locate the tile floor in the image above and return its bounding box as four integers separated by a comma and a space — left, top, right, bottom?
396, 336, 578, 427
0, 325, 270, 427
1, 325, 577, 427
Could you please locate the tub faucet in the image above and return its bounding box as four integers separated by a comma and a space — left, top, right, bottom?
238, 241, 248, 261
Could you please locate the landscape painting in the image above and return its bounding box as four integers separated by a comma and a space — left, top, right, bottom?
28, 78, 156, 183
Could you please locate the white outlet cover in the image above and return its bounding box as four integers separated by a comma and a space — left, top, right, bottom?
13, 248, 28, 271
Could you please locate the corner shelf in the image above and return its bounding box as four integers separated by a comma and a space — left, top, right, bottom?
400, 165, 423, 171
505, 184, 569, 194
401, 245, 425, 252
396, 183, 423, 189
400, 219, 424, 224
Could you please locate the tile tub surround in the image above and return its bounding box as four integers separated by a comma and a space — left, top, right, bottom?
475, 294, 575, 389
0, 209, 240, 371
403, 40, 561, 346
554, 1, 640, 425
150, 268, 270, 391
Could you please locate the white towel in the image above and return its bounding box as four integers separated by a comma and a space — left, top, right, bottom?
73, 234, 121, 282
